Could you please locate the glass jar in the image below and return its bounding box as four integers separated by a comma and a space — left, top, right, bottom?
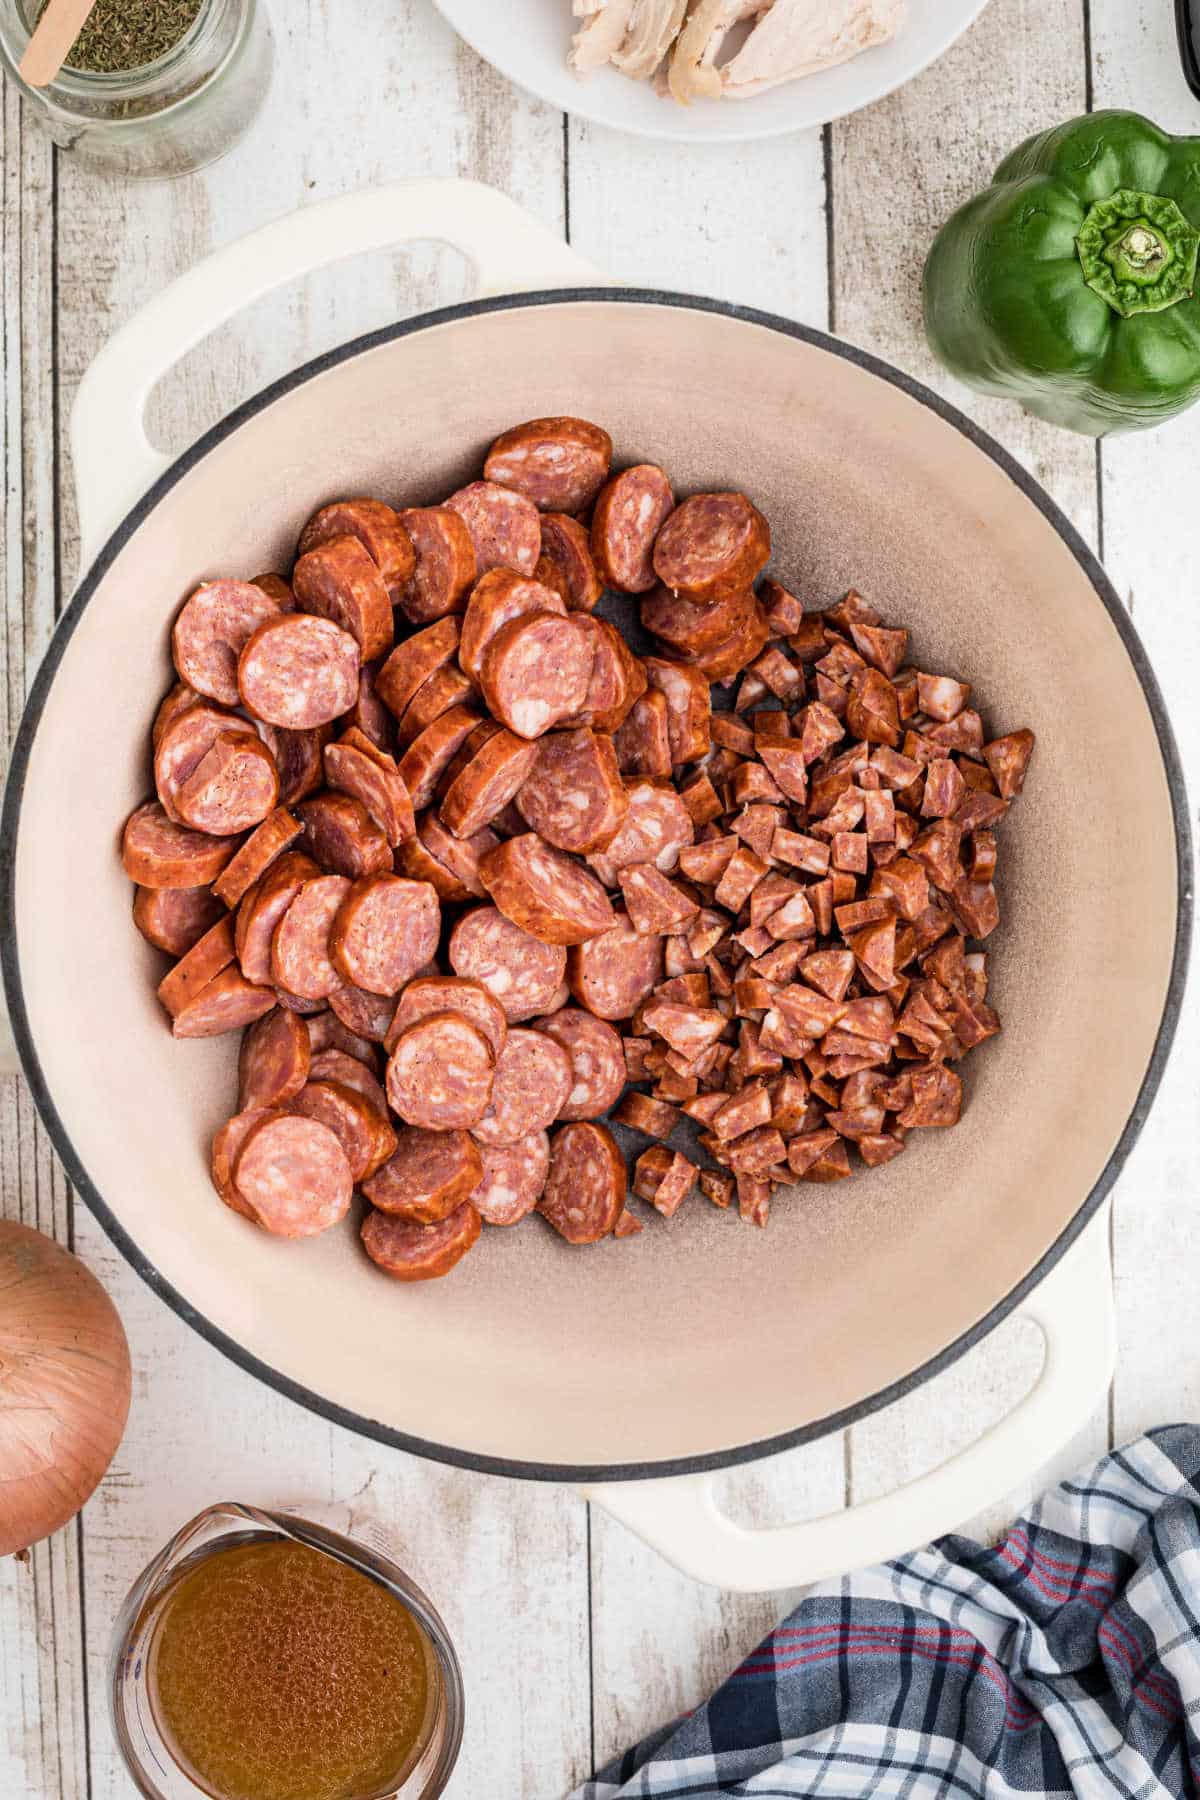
0, 0, 272, 178
110, 1502, 465, 1800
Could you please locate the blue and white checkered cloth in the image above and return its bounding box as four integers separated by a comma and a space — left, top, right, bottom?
573, 1428, 1200, 1797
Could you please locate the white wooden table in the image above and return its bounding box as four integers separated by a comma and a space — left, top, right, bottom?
2, 3, 1197, 1794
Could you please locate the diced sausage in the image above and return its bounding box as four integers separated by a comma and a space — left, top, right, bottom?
396, 813, 498, 901
173, 730, 279, 836
643, 659, 711, 764
270, 873, 351, 1000
364, 1127, 483, 1224
612, 1090, 679, 1138
439, 725, 539, 840
172, 579, 282, 705
233, 1113, 353, 1237
395, 664, 476, 747
329, 873, 440, 995
122, 800, 240, 889
394, 506, 477, 623
469, 1132, 550, 1226
386, 1012, 495, 1130
235, 851, 320, 984
535, 514, 602, 612
295, 793, 392, 878
448, 905, 567, 1022
983, 729, 1035, 800
238, 614, 360, 729
479, 834, 615, 946
458, 569, 567, 682
154, 702, 258, 823
397, 704, 482, 809
293, 535, 394, 663
619, 864, 700, 935
361, 1200, 481, 1280
253, 722, 330, 808
323, 728, 415, 846
587, 777, 694, 888
289, 1078, 396, 1182
376, 617, 461, 719
632, 1145, 696, 1217
640, 583, 754, 658
238, 1006, 311, 1111
567, 912, 664, 1020
132, 882, 226, 956
298, 498, 416, 606
652, 492, 770, 603
591, 465, 675, 593
212, 808, 303, 908
514, 727, 628, 854
386, 974, 507, 1059
445, 479, 541, 576
480, 613, 595, 741
538, 1122, 626, 1244
471, 1028, 573, 1146
532, 1007, 626, 1121
169, 965, 276, 1039
484, 416, 612, 513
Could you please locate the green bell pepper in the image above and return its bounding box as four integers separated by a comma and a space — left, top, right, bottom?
923, 110, 1200, 435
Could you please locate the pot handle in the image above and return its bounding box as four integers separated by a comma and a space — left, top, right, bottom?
581, 1210, 1114, 1592
69, 179, 601, 564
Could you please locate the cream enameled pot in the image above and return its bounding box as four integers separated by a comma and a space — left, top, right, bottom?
0, 182, 1190, 1592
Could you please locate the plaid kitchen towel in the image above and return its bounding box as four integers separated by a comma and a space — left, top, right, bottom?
573, 1427, 1200, 1798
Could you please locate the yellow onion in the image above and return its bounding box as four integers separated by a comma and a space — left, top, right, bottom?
0, 1221, 131, 1556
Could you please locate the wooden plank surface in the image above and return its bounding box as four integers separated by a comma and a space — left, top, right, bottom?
2, 1, 1196, 1793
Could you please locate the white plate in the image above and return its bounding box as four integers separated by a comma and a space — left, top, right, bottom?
434, 0, 993, 143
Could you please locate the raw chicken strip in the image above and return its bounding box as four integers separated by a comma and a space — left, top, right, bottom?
721, 0, 906, 97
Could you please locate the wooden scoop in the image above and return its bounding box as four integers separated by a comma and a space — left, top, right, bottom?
19, 0, 99, 86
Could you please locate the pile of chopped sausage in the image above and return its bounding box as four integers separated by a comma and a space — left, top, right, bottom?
120, 414, 1035, 1278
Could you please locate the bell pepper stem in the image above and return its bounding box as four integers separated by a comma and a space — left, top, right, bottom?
1076, 188, 1200, 317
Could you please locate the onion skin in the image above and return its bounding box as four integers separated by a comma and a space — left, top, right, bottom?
0, 1222, 132, 1557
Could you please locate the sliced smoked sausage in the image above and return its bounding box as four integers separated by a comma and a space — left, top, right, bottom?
154, 703, 258, 823
479, 612, 594, 741
289, 1078, 396, 1182
298, 498, 415, 606
471, 1028, 573, 1147
295, 792, 392, 878
238, 613, 360, 729
535, 514, 602, 613
376, 616, 461, 719
169, 965, 275, 1039
652, 491, 770, 603
538, 1122, 626, 1244
173, 730, 279, 836
469, 1133, 550, 1226
122, 800, 240, 889
292, 534, 394, 663
458, 569, 566, 683
270, 872, 351, 1000
567, 912, 664, 1020
172, 579, 282, 706
445, 480, 541, 577
232, 1113, 353, 1238
448, 905, 566, 1023
639, 583, 753, 658
363, 1127, 483, 1224
590, 465, 675, 593
479, 834, 614, 946
385, 974, 507, 1059
329, 873, 440, 996
238, 1006, 311, 1111
212, 808, 303, 909
438, 724, 539, 840
323, 729, 415, 847
235, 851, 320, 985
394, 506, 476, 623
483, 416, 612, 514
397, 704, 482, 809
385, 1012, 495, 1130
132, 882, 226, 956
254, 722, 330, 808
361, 1201, 481, 1281
514, 727, 628, 854
586, 777, 694, 887
532, 1007, 626, 1121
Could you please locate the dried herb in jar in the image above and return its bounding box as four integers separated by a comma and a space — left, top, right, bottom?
37, 0, 204, 73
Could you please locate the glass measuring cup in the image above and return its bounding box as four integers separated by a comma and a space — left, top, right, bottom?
110, 1502, 464, 1800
